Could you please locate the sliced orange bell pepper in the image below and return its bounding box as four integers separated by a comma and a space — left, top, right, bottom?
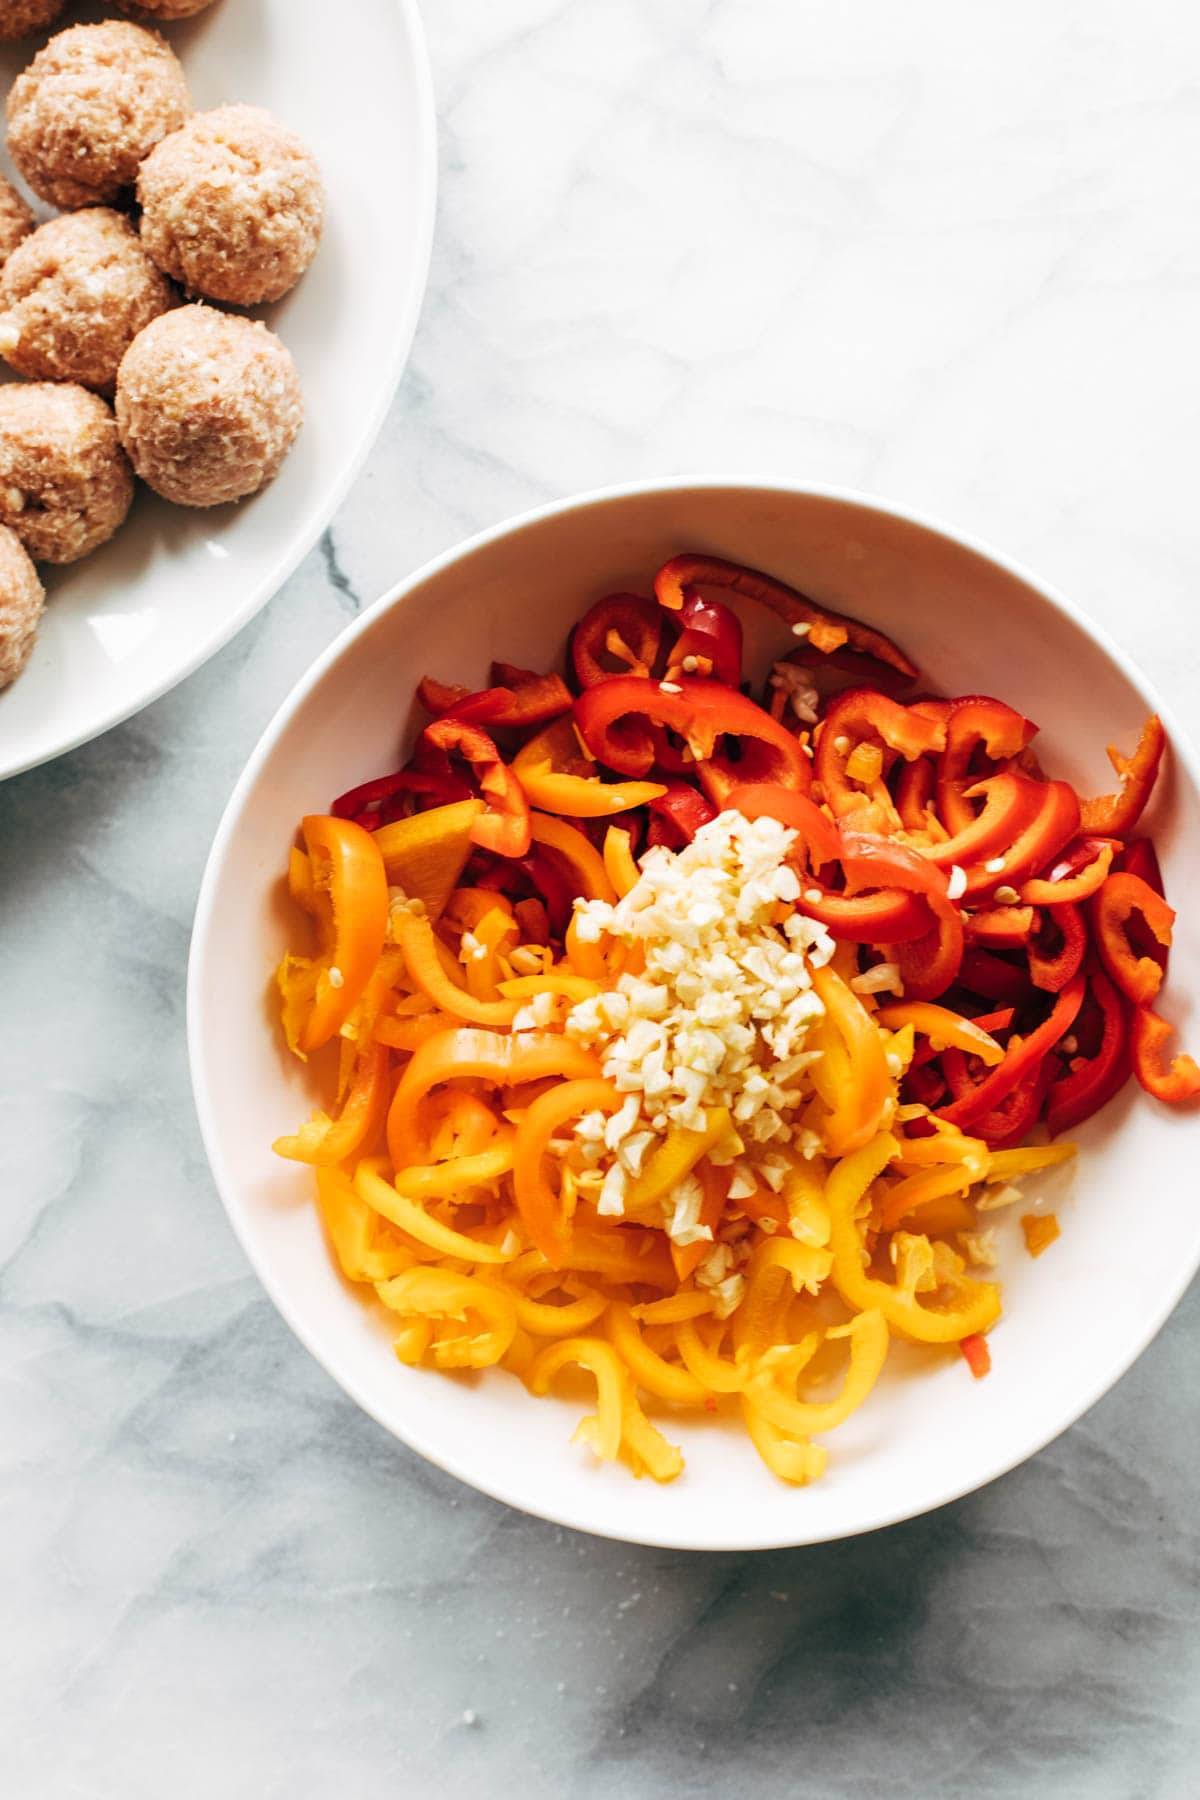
373, 799, 483, 920
602, 826, 640, 899
874, 1002, 1005, 1067
513, 1078, 622, 1264
273, 1040, 390, 1167
1129, 1005, 1200, 1105
810, 964, 891, 1154
514, 719, 667, 818
393, 909, 520, 1029
422, 718, 532, 857
530, 812, 617, 903
387, 1026, 602, 1166
295, 815, 389, 1053
623, 1108, 733, 1216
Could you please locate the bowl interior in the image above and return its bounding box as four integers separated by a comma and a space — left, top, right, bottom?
189, 483, 1200, 1550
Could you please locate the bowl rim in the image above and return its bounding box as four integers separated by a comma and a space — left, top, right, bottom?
187, 475, 1200, 1550
0, 0, 438, 783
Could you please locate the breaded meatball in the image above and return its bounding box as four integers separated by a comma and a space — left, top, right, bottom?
116, 1, 218, 16
0, 208, 176, 392
6, 21, 191, 209
116, 305, 303, 507
0, 175, 33, 270
0, 381, 134, 562
0, 1, 66, 43
0, 521, 44, 689
138, 103, 324, 306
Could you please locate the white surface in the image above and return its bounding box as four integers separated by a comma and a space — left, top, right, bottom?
5, 3, 1200, 1793
190, 481, 1200, 1552
0, 0, 435, 779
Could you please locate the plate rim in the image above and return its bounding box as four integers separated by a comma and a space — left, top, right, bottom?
188, 475, 1200, 1550
0, 0, 438, 783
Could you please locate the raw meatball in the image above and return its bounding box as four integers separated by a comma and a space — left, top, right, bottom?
0, 381, 134, 562
0, 522, 44, 689
0, 1, 66, 43
116, 1, 218, 16
6, 21, 191, 209
115, 305, 303, 507
138, 103, 324, 306
0, 175, 33, 269
0, 208, 176, 391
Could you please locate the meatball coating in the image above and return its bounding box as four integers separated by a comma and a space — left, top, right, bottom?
138, 103, 324, 306
0, 381, 134, 562
116, 305, 303, 508
116, 1, 218, 16
0, 1, 66, 44
0, 175, 33, 270
0, 208, 176, 392
6, 21, 191, 209
0, 522, 44, 689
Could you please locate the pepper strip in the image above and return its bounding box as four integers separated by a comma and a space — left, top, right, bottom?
1130, 1006, 1200, 1105
815, 689, 945, 823
811, 965, 892, 1153
602, 825, 640, 898
527, 1337, 625, 1461
1080, 714, 1166, 835
607, 1303, 709, 1406
1092, 871, 1174, 1007
295, 815, 390, 1053
961, 779, 1081, 902
936, 974, 1085, 1130
571, 593, 662, 688
1028, 902, 1087, 994
918, 773, 1044, 872
273, 1041, 390, 1167
653, 552, 918, 678
574, 674, 812, 791
826, 1134, 1001, 1342
743, 1310, 889, 1437
840, 831, 964, 999
393, 910, 520, 1028
937, 696, 1038, 835
514, 1078, 621, 1264
874, 1003, 1005, 1066
727, 781, 842, 867
530, 812, 617, 903
387, 1027, 601, 1166
422, 718, 532, 857
1020, 839, 1115, 907
1046, 963, 1130, 1136
356, 1166, 518, 1265
513, 719, 667, 818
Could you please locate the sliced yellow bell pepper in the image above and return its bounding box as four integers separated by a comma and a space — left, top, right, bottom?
623, 1106, 733, 1216
373, 799, 484, 920
826, 1133, 1002, 1342
515, 719, 666, 818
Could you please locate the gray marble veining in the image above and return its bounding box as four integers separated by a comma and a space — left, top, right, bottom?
3, 2, 1200, 1794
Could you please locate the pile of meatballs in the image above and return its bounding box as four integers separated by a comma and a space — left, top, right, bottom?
0, 1, 324, 691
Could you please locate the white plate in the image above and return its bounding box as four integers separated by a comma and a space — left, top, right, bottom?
0, 0, 436, 780
189, 480, 1200, 1551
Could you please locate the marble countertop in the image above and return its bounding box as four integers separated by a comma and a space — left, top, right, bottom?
4, 2, 1200, 1794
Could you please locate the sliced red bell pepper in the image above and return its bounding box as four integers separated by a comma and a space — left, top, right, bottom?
1130, 1005, 1200, 1105
571, 593, 662, 687
331, 766, 474, 824
422, 718, 532, 857
666, 593, 743, 686
779, 642, 914, 703
1045, 963, 1130, 1136
1092, 871, 1174, 1007
646, 782, 717, 847
961, 779, 1081, 902
815, 690, 946, 823
937, 696, 1038, 835
1119, 836, 1165, 897
1028, 902, 1087, 994
653, 553, 918, 678
574, 674, 812, 794
416, 671, 572, 730
726, 781, 842, 867
895, 756, 936, 832
960, 1334, 992, 1379
1080, 714, 1166, 836
1020, 836, 1116, 907
967, 1058, 1052, 1149
795, 884, 934, 944
936, 974, 1085, 1130
964, 905, 1035, 949
958, 947, 1034, 1006
919, 772, 1044, 872
838, 832, 963, 997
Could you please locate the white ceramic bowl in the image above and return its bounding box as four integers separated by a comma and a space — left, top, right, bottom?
0, 0, 436, 779
188, 481, 1200, 1550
